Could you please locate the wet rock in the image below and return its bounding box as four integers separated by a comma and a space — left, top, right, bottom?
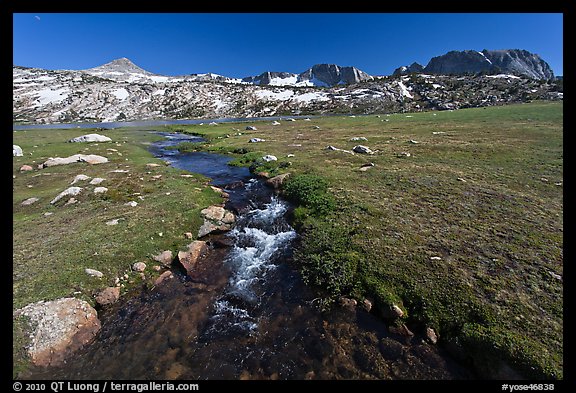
51, 187, 82, 204
95, 287, 120, 306
20, 164, 33, 171
198, 205, 236, 237
85, 268, 104, 278
68, 133, 111, 143
152, 250, 173, 267
210, 236, 235, 248
426, 327, 439, 344
13, 297, 100, 367
132, 262, 146, 272
265, 173, 291, 190
70, 174, 91, 185
177, 241, 208, 275
339, 297, 357, 311
21, 197, 39, 206
13, 145, 23, 156
353, 145, 374, 155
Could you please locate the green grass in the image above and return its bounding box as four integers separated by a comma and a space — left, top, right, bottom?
13, 127, 223, 377
168, 102, 563, 379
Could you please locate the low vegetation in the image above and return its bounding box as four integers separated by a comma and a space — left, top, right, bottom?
167, 101, 563, 379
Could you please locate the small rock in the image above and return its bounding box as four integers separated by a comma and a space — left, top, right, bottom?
540, 177, 549, 182
151, 175, 162, 180
177, 241, 208, 275
359, 163, 375, 172
249, 138, 265, 143
432, 131, 445, 135
68, 133, 111, 143
426, 327, 439, 344
245, 126, 257, 131
262, 155, 277, 162
71, 174, 91, 185
548, 271, 562, 281
89, 177, 105, 185
555, 182, 562, 187
271, 121, 281, 126
95, 287, 121, 306
125, 201, 138, 207
93, 187, 108, 194
313, 126, 320, 129
430, 256, 442, 261
85, 268, 104, 278
303, 118, 311, 121
20, 165, 33, 171
209, 122, 218, 126
21, 197, 39, 206
352, 145, 374, 155
152, 250, 173, 267
43, 212, 53, 217
457, 177, 467, 182
350, 137, 368, 141
339, 297, 357, 311
64, 197, 78, 206
287, 154, 295, 158
265, 173, 291, 190
51, 187, 82, 204
146, 163, 161, 168
132, 262, 147, 272
154, 270, 174, 286
152, 265, 162, 271
184, 232, 193, 239
106, 219, 120, 226
361, 299, 373, 313
397, 152, 411, 158
409, 140, 419, 144
389, 323, 414, 337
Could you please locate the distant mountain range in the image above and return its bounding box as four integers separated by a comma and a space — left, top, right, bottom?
13, 48, 562, 124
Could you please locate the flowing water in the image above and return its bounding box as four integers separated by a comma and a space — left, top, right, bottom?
22, 131, 474, 380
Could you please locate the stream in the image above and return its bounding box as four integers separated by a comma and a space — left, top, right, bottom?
23, 131, 474, 380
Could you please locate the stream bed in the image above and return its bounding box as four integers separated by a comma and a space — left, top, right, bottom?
23, 131, 474, 380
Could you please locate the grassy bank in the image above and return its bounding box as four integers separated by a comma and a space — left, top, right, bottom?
164, 102, 563, 379
12, 127, 223, 376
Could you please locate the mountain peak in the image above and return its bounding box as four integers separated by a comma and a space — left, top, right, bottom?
86, 57, 152, 76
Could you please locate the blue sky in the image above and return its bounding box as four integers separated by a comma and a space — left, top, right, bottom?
13, 13, 564, 77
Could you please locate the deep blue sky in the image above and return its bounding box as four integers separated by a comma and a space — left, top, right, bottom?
13, 13, 564, 77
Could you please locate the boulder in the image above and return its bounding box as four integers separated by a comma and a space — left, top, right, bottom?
50, 187, 82, 204
20, 165, 33, 171
95, 287, 121, 306
177, 241, 208, 275
68, 133, 112, 143
154, 270, 174, 286
198, 205, 236, 238
42, 154, 108, 168
201, 205, 226, 221
89, 177, 105, 185
352, 145, 374, 155
265, 173, 291, 190
93, 187, 108, 194
13, 298, 101, 366
13, 145, 23, 157
152, 250, 173, 267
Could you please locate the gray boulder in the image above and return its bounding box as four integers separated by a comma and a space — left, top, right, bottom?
352, 145, 374, 155
68, 133, 112, 143
13, 145, 23, 157
50, 187, 82, 204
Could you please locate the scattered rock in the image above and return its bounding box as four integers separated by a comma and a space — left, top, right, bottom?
177, 241, 208, 275
262, 155, 277, 162
21, 197, 39, 206
146, 163, 161, 168
271, 121, 281, 126
95, 287, 121, 306
152, 265, 161, 271
51, 187, 82, 204
352, 145, 374, 155
409, 140, 419, 144
64, 197, 78, 206
151, 175, 162, 180
93, 187, 108, 194
85, 268, 104, 278
110, 169, 129, 173
245, 126, 257, 131
540, 177, 549, 182
71, 174, 91, 185
313, 126, 320, 129
154, 270, 174, 286
303, 118, 311, 121
379, 337, 405, 360
68, 133, 111, 143
105, 219, 120, 226
152, 250, 173, 267
132, 262, 147, 272
125, 201, 138, 207
42, 154, 108, 168
209, 122, 218, 126
426, 327, 439, 344
389, 323, 414, 337
13, 145, 23, 156
89, 177, 105, 185
548, 271, 562, 281
198, 220, 231, 238
13, 297, 100, 366
397, 152, 411, 158
265, 173, 291, 190
249, 138, 265, 143
430, 256, 442, 261
432, 131, 446, 135
256, 171, 270, 179
20, 164, 33, 171
359, 163, 375, 172
287, 154, 295, 158
391, 304, 405, 318
350, 137, 368, 141
43, 212, 53, 217
326, 145, 354, 155
184, 232, 193, 239
201, 205, 226, 221
287, 118, 296, 122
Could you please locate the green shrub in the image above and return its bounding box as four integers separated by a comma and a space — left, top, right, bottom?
283, 174, 335, 216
